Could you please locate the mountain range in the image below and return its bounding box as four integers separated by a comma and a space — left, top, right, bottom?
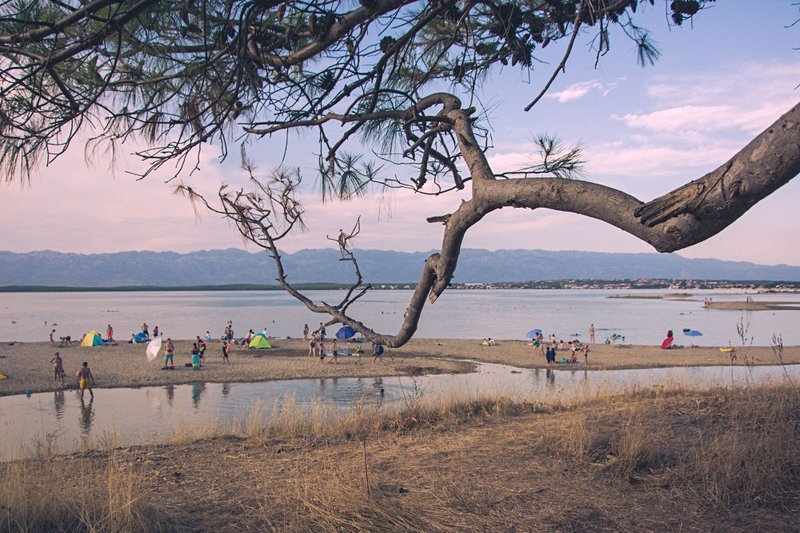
1, 249, 799, 287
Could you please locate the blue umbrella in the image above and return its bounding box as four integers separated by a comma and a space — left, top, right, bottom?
335, 326, 356, 340
526, 328, 543, 339
683, 329, 703, 337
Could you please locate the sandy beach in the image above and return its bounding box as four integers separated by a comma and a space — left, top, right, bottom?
1, 337, 798, 397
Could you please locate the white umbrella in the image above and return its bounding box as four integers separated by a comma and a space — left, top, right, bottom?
146, 336, 162, 362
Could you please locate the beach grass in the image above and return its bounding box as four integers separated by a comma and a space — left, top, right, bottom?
2, 376, 799, 531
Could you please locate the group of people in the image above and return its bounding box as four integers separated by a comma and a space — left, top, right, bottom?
49, 352, 94, 401
306, 323, 385, 364
162, 335, 228, 370
531, 331, 591, 365
46, 320, 389, 401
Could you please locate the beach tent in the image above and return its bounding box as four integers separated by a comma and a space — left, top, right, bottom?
248, 333, 272, 349
335, 326, 356, 340
81, 330, 104, 347
132, 331, 149, 343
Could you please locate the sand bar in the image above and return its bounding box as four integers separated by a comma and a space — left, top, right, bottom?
2, 337, 798, 397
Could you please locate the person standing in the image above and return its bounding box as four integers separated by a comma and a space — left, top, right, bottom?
222, 341, 230, 364
50, 352, 64, 383
588, 323, 595, 344
106, 324, 114, 342
308, 337, 317, 358
76, 362, 94, 401
49, 329, 56, 346
546, 347, 555, 366
196, 336, 207, 363
191, 343, 201, 370
303, 324, 309, 340
141, 322, 149, 337
372, 340, 384, 363
164, 338, 175, 370
329, 339, 339, 364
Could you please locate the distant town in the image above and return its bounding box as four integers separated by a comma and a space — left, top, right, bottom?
3, 279, 800, 293
374, 279, 800, 291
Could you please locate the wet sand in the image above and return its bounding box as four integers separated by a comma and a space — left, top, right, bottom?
1, 337, 798, 397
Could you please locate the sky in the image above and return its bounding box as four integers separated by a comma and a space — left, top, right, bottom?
2, 2, 800, 266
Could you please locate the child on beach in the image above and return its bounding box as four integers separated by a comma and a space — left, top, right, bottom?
50, 352, 64, 383
222, 341, 230, 364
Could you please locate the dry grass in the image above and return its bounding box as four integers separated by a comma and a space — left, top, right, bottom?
2, 381, 799, 532
0, 449, 166, 532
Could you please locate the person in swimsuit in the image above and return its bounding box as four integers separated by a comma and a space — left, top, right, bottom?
50, 352, 64, 383
164, 338, 175, 369
76, 362, 94, 401
222, 341, 230, 364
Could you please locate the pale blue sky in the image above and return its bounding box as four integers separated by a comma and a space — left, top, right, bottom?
2, 2, 799, 266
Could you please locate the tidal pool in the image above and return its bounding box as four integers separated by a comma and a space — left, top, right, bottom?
2, 361, 798, 461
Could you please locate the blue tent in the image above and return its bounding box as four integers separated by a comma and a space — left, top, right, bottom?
336, 326, 356, 340
683, 329, 703, 337
132, 331, 150, 343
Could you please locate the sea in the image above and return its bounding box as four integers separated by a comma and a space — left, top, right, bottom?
2, 288, 799, 347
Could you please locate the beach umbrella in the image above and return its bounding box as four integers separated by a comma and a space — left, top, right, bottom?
683, 329, 703, 337
145, 336, 162, 362
335, 326, 356, 340
526, 328, 543, 339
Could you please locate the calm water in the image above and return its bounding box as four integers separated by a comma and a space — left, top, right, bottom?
1, 289, 799, 346
2, 361, 797, 461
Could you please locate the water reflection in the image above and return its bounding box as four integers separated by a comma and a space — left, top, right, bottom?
164, 384, 175, 406
78, 398, 94, 436
191, 382, 206, 409
3, 362, 800, 461
53, 390, 65, 419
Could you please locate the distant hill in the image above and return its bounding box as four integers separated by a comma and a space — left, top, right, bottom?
0, 248, 799, 287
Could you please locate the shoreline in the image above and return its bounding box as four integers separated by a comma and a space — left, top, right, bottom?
2, 338, 799, 398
